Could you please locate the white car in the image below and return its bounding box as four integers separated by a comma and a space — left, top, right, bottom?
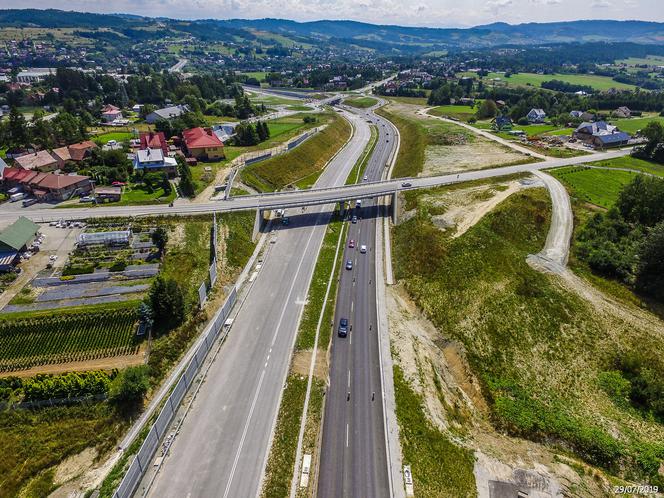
49, 255, 58, 261
360, 245, 367, 254
363, 175, 368, 181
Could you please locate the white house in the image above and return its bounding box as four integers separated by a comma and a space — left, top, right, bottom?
527, 108, 546, 124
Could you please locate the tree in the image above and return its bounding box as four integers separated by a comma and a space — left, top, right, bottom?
476, 99, 498, 119
108, 366, 150, 410
4, 107, 30, 151
177, 157, 196, 198
151, 227, 169, 256
149, 276, 185, 331
635, 222, 664, 301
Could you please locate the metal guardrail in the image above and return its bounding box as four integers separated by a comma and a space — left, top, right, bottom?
113, 286, 237, 498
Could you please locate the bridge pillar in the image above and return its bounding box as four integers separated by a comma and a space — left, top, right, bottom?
252, 209, 264, 242
392, 190, 399, 225
338, 201, 345, 219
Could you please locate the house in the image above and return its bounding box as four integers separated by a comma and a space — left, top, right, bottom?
14, 150, 58, 172
591, 132, 631, 149
569, 110, 583, 119
2, 168, 92, 201
133, 148, 178, 176
613, 106, 631, 118
145, 105, 189, 124
527, 108, 546, 124
183, 127, 225, 160
0, 216, 39, 271
101, 104, 123, 123
573, 121, 631, 149
573, 121, 618, 140
211, 123, 237, 143
139, 131, 169, 155
492, 115, 513, 131
51, 141, 97, 168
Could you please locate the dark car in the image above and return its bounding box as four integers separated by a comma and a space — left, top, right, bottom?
351, 215, 358, 224
345, 259, 353, 270
338, 318, 348, 337
401, 181, 412, 187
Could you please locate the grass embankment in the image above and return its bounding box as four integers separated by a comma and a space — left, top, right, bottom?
586, 155, 664, 177
261, 216, 346, 497
241, 112, 351, 192
393, 188, 664, 487
376, 107, 426, 178
344, 96, 378, 108
429, 104, 477, 122
393, 365, 476, 497
0, 403, 127, 498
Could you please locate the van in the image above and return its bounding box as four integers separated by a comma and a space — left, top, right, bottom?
338, 318, 348, 337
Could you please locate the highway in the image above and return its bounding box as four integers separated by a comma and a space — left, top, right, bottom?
2, 149, 630, 226
317, 103, 395, 497
139, 109, 371, 498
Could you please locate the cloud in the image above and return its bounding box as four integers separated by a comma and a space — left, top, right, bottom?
590, 0, 611, 6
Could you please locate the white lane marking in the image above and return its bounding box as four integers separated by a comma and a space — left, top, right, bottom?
222, 369, 266, 498
351, 301, 354, 313
346, 424, 349, 448
348, 369, 351, 388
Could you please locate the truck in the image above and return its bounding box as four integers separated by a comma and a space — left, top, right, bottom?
10, 192, 26, 202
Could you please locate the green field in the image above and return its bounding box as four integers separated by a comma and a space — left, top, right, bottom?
616, 56, 664, 66
585, 155, 664, 177
550, 166, 640, 207
479, 71, 637, 91
611, 115, 664, 134
243, 71, 268, 81
241, 113, 350, 192
344, 96, 378, 108
429, 104, 477, 121
0, 309, 139, 372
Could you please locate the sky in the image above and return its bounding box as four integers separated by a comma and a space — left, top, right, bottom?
2, 0, 663, 27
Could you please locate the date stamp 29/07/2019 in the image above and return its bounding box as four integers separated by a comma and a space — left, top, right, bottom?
613, 485, 659, 495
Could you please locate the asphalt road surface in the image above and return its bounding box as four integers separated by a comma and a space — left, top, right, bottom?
1, 149, 630, 227
317, 103, 395, 498
140, 109, 371, 498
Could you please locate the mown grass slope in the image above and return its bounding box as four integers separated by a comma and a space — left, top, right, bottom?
393, 188, 664, 486
241, 112, 351, 192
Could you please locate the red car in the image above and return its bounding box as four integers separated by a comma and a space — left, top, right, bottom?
348, 239, 355, 248
111, 181, 126, 186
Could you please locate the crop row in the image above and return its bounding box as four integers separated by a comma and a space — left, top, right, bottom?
0, 310, 140, 372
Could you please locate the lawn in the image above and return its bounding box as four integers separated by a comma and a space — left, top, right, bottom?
90, 131, 134, 146
241, 112, 350, 192
393, 187, 664, 485
550, 166, 640, 208
116, 184, 176, 206
344, 96, 378, 108
481, 71, 637, 91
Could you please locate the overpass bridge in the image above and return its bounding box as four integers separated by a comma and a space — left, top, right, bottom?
2, 148, 630, 229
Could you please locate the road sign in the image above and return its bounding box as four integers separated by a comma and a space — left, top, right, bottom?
404, 465, 414, 496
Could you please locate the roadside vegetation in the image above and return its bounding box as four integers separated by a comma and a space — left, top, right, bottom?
241, 112, 350, 192
392, 187, 664, 490
550, 166, 640, 208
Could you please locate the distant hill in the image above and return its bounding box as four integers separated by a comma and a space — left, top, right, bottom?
1, 10, 663, 52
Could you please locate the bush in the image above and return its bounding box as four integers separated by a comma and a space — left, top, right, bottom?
108, 365, 149, 410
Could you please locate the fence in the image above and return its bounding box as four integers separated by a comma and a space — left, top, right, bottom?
113, 285, 238, 498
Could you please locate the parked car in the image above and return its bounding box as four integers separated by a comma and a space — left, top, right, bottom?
80, 196, 94, 203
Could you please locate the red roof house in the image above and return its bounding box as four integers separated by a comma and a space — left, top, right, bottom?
139, 131, 169, 155
182, 127, 225, 160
